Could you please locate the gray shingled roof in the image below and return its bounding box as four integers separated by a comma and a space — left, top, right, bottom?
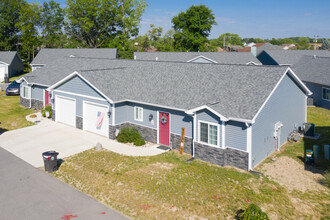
261, 50, 330, 65
134, 52, 261, 65
256, 42, 283, 55
292, 56, 330, 86
24, 58, 292, 120
0, 51, 17, 65
31, 48, 117, 65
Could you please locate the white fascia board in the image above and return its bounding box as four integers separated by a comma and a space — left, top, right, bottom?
187, 55, 218, 63
185, 105, 228, 121
246, 61, 260, 65
115, 99, 188, 113
286, 67, 312, 95
228, 117, 254, 124
252, 67, 312, 123
47, 71, 114, 104
31, 64, 45, 66
16, 77, 28, 83
0, 61, 9, 65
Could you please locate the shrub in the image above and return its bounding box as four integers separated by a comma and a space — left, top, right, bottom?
324, 169, 330, 188
41, 105, 52, 118
116, 126, 141, 143
134, 138, 145, 146
237, 204, 269, 220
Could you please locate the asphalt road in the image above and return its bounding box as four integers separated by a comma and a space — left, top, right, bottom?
0, 147, 128, 220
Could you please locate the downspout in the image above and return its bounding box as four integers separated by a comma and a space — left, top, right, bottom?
192, 113, 196, 158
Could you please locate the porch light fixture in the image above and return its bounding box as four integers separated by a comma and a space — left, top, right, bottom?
149, 113, 153, 121
107, 111, 111, 117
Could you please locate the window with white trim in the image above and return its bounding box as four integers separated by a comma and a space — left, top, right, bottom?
199, 122, 218, 146
322, 87, 330, 101
134, 107, 143, 121
22, 86, 30, 99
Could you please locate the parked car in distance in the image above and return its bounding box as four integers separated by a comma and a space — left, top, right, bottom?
6, 81, 20, 96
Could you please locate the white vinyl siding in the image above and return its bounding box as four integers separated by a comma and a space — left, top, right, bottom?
134, 106, 143, 121
322, 87, 330, 101
199, 121, 219, 147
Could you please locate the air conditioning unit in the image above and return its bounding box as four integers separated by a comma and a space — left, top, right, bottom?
307, 98, 314, 106
303, 123, 315, 137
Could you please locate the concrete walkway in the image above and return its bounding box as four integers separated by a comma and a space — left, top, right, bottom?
0, 112, 168, 168
0, 147, 127, 220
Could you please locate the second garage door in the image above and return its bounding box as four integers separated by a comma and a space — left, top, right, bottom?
55, 96, 76, 127
83, 101, 109, 137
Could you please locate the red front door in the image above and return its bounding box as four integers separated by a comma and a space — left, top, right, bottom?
159, 112, 170, 146
44, 90, 49, 106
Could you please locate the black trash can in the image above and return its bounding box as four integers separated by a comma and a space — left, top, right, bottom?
42, 151, 59, 173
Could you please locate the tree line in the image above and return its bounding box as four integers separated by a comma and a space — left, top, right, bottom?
1, 1, 329, 64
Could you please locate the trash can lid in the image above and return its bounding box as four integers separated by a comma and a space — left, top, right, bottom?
306, 149, 313, 153
42, 151, 59, 157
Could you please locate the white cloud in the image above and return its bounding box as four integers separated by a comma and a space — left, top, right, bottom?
304, 12, 312, 16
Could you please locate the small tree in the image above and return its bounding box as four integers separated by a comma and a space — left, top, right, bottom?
237, 204, 269, 220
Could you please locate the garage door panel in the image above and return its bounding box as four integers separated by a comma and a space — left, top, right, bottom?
83, 102, 109, 137
55, 96, 76, 127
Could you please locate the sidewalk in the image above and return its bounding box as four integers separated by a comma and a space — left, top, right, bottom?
0, 112, 168, 168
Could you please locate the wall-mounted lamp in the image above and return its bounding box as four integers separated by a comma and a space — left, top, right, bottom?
107, 111, 111, 117
149, 113, 153, 121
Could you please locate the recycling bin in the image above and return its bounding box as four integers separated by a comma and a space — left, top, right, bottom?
305, 149, 314, 166
42, 151, 59, 173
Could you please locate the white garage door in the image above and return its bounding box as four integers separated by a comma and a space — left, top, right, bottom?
83, 101, 109, 137
0, 65, 5, 82
55, 96, 76, 127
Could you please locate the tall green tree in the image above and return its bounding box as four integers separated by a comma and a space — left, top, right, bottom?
66, 0, 117, 48
0, 0, 25, 50
41, 0, 65, 48
16, 2, 42, 62
320, 39, 330, 50
172, 4, 216, 51
217, 33, 243, 48
115, 0, 147, 48
147, 24, 163, 46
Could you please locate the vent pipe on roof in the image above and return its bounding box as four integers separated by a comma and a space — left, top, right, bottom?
134, 55, 136, 60
313, 54, 317, 59
155, 57, 158, 61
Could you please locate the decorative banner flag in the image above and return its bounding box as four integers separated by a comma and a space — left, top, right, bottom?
96, 111, 105, 128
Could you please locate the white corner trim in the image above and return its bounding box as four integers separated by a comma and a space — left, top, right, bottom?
221, 122, 225, 149
193, 113, 196, 157
187, 55, 218, 64
246, 125, 252, 170
112, 103, 115, 126
47, 71, 114, 104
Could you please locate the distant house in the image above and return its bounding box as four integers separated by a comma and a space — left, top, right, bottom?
133, 52, 261, 65
257, 50, 330, 66
282, 44, 296, 50
308, 43, 323, 50
19, 57, 311, 170
251, 42, 283, 57
292, 56, 330, 109
30, 48, 117, 71
0, 51, 24, 82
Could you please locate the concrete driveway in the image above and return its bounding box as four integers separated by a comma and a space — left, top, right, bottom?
0, 113, 167, 167
0, 147, 127, 220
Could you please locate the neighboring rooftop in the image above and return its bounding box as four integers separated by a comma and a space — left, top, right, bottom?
31, 48, 117, 65
133, 52, 261, 65
292, 56, 330, 86
24, 57, 299, 120
0, 51, 18, 65
258, 50, 330, 65
256, 42, 283, 55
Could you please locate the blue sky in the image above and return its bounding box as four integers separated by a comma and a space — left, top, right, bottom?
29, 0, 330, 39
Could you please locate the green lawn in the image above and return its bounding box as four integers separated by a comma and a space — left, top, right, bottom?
0, 90, 34, 132
1, 72, 28, 83
52, 108, 330, 219
278, 107, 330, 169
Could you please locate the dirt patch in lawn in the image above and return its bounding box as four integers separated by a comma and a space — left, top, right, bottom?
259, 156, 327, 192
128, 162, 176, 176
